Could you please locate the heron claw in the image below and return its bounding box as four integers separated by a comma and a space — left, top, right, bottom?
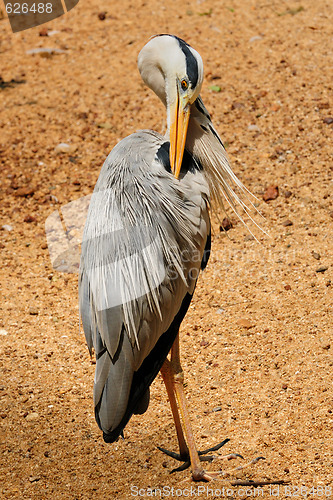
198, 438, 230, 456
171, 461, 191, 473
157, 446, 187, 461
158, 441, 266, 480
158, 439, 232, 473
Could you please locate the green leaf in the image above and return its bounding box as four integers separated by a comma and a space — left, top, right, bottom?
209, 85, 221, 92
198, 8, 212, 16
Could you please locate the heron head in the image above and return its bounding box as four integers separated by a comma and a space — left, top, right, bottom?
138, 35, 204, 179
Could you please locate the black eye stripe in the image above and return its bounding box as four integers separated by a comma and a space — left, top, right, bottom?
173, 36, 199, 89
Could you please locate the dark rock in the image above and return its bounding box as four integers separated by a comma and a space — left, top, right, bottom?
220, 217, 233, 231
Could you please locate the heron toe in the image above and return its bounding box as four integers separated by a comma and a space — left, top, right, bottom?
158, 438, 233, 473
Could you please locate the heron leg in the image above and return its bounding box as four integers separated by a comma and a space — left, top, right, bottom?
169, 333, 213, 481
160, 335, 264, 481
160, 358, 189, 458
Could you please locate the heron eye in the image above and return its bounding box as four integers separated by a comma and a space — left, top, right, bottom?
181, 79, 188, 91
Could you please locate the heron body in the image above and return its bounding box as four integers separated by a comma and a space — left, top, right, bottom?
79, 35, 248, 480
80, 129, 210, 440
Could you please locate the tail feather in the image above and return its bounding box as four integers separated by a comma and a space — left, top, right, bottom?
94, 330, 135, 434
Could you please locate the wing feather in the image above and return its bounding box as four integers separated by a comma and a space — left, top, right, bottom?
79, 130, 210, 437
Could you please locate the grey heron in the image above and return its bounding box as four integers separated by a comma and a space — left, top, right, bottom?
79, 34, 251, 481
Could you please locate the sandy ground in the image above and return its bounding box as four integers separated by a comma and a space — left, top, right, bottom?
0, 1, 332, 498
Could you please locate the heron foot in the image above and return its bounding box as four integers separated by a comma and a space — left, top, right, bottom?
158, 438, 242, 473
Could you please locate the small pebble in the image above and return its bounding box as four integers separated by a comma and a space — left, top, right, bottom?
316, 266, 328, 273
98, 12, 107, 20
29, 307, 38, 315
43, 194, 59, 204
55, 142, 76, 154
24, 215, 36, 223
318, 102, 329, 109
200, 339, 210, 347
96, 122, 113, 129
237, 318, 253, 329
311, 251, 321, 260
47, 30, 61, 37
282, 383, 288, 390
284, 284, 291, 290
2, 224, 13, 231
249, 35, 263, 43
78, 111, 89, 120
0, 329, 8, 336
263, 185, 279, 202
26, 48, 66, 56
14, 187, 35, 197
220, 217, 233, 232
25, 412, 39, 422
248, 124, 261, 132
212, 406, 222, 412
39, 27, 49, 36
29, 476, 41, 483
282, 219, 293, 227
323, 117, 333, 125
231, 101, 244, 110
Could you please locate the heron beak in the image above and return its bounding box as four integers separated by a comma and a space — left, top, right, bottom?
169, 94, 190, 179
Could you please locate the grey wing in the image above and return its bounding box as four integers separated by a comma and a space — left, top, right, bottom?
79, 130, 210, 440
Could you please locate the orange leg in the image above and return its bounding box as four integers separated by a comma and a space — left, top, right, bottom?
159, 334, 229, 481
160, 334, 264, 481
160, 358, 189, 458
168, 333, 219, 481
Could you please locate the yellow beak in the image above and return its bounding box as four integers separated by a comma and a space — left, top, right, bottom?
169, 94, 190, 179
